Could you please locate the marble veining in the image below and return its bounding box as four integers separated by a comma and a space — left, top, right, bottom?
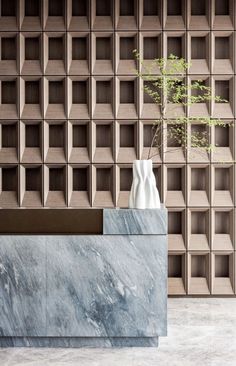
0, 234, 167, 346
46, 235, 167, 338
103, 208, 167, 235
0, 236, 46, 337
0, 299, 235, 365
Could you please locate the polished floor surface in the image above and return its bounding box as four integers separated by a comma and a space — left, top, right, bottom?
1, 298, 236, 366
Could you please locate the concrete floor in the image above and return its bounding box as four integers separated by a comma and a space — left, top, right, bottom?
1, 298, 236, 366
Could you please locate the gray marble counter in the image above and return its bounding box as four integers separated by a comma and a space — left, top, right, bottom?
0, 209, 167, 348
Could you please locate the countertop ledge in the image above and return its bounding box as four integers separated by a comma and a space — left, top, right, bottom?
103, 208, 167, 235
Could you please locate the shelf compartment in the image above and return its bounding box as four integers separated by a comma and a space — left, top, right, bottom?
68, 165, 90, 207
68, 33, 90, 75
21, 78, 43, 119
213, 34, 234, 74
0, 122, 18, 163
93, 34, 113, 75
140, 122, 162, 163
189, 77, 210, 117
0, 0, 17, 30
213, 0, 234, 30
164, 0, 185, 30
188, 165, 210, 207
44, 121, 66, 163
212, 253, 234, 295
44, 165, 67, 207
68, 121, 90, 164
117, 165, 132, 207
189, 209, 210, 251
45, 34, 66, 75
93, 78, 114, 119
140, 0, 161, 30
117, 78, 138, 119
92, 0, 114, 30
212, 123, 233, 163
45, 77, 66, 119
20, 121, 42, 164
21, 0, 42, 31
141, 80, 161, 119
213, 78, 233, 119
165, 122, 186, 163
188, 122, 210, 162
168, 210, 186, 251
168, 253, 186, 295
93, 165, 114, 207
188, 253, 210, 295
68, 77, 89, 120
93, 121, 114, 164
141, 34, 161, 74
167, 35, 184, 59
212, 209, 234, 251
21, 165, 42, 207
44, 0, 66, 31
116, 0, 138, 30
117, 121, 137, 163
165, 165, 185, 207
153, 164, 162, 203
189, 35, 210, 74
68, 0, 89, 31
117, 34, 137, 75
22, 34, 42, 75
0, 34, 17, 75
0, 78, 18, 119
212, 165, 233, 206
0, 165, 18, 207
188, 0, 210, 30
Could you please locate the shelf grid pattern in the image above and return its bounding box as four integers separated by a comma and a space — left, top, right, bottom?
0, 0, 236, 296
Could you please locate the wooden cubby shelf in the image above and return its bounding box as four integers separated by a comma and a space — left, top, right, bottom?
94, 122, 114, 163
68, 0, 89, 31
212, 253, 234, 295
117, 165, 132, 207
188, 253, 210, 295
94, 165, 114, 207
21, 165, 42, 207
166, 166, 185, 207
45, 121, 66, 163
212, 210, 234, 251
0, 122, 18, 163
68, 165, 90, 207
0, 165, 18, 207
140, 0, 161, 30
189, 209, 210, 251
0, 0, 236, 296
189, 166, 210, 207
20, 122, 42, 164
168, 210, 186, 252
0, 0, 17, 31
45, 165, 67, 207
168, 253, 186, 295
68, 121, 90, 163
0, 34, 17, 75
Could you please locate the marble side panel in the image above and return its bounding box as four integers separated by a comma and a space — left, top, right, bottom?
46, 235, 167, 338
103, 209, 167, 235
0, 337, 158, 348
0, 236, 46, 336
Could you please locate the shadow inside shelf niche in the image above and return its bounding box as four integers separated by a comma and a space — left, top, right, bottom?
0, 209, 103, 234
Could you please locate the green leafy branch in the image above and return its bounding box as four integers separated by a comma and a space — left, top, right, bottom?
133, 51, 230, 160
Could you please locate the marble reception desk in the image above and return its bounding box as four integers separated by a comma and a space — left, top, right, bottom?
0, 208, 167, 348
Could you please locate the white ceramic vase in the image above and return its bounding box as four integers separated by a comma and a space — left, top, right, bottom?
128, 159, 161, 209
